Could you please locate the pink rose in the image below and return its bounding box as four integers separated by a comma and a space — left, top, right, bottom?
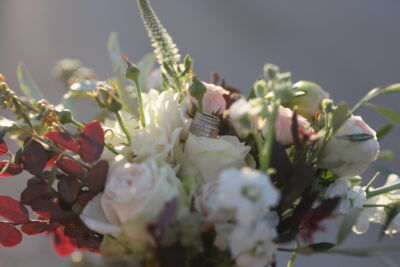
264, 106, 314, 145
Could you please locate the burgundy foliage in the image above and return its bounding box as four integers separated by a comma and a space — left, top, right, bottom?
21, 138, 48, 176
44, 131, 79, 153
78, 121, 104, 164
0, 161, 23, 177
0, 195, 30, 223
0, 223, 23, 247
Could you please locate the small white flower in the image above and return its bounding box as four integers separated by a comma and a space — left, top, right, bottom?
217, 168, 279, 225
320, 115, 379, 176
325, 177, 366, 214
229, 221, 277, 267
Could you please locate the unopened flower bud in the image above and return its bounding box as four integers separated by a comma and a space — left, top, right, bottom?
0, 74, 5, 82
290, 81, 330, 119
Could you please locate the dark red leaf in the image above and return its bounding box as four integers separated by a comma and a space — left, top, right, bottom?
21, 139, 48, 176
0, 161, 23, 177
0, 140, 8, 156
45, 131, 79, 153
78, 121, 104, 164
45, 153, 59, 169
21, 221, 50, 235
30, 199, 63, 221
57, 157, 86, 181
85, 160, 108, 193
21, 183, 55, 205
0, 222, 23, 247
53, 227, 76, 257
57, 177, 81, 204
77, 192, 97, 206
64, 224, 86, 238
0, 195, 29, 223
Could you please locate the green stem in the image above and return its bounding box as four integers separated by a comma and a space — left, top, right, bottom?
134, 80, 146, 127
363, 204, 388, 208
287, 240, 300, 267
70, 119, 84, 129
114, 111, 132, 145
367, 182, 400, 198
260, 101, 279, 172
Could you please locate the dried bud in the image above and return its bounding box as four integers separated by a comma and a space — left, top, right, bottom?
0, 74, 5, 83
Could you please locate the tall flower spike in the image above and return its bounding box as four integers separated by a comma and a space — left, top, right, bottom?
136, 0, 181, 69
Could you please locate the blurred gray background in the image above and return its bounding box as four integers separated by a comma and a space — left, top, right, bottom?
0, 0, 399, 266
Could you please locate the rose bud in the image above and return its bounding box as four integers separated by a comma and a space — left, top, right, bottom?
262, 106, 314, 146
320, 115, 380, 176
289, 81, 329, 120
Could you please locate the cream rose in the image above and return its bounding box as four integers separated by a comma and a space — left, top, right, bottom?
184, 133, 250, 183
320, 115, 379, 176
80, 158, 180, 246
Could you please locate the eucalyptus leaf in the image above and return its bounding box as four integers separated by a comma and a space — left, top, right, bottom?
368, 104, 400, 127
337, 208, 361, 245
17, 63, 45, 101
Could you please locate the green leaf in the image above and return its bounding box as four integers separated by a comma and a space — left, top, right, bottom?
182, 55, 193, 76
137, 53, 156, 91
189, 76, 207, 112
376, 123, 394, 141
17, 63, 45, 101
337, 208, 361, 245
332, 102, 350, 132
297, 242, 335, 255
379, 83, 400, 94
380, 203, 400, 238
336, 133, 374, 142
368, 104, 400, 127
107, 32, 136, 113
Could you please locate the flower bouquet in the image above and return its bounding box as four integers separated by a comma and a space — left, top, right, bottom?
0, 1, 399, 266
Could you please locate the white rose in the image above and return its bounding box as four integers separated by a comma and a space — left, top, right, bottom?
131, 89, 191, 164
80, 158, 180, 246
184, 133, 250, 183
320, 115, 379, 176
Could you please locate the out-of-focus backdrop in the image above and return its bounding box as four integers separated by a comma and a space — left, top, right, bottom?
0, 0, 399, 266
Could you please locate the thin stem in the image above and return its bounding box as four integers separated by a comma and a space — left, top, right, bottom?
365, 172, 380, 192
260, 101, 279, 172
363, 204, 388, 208
114, 111, 132, 145
251, 130, 263, 159
367, 182, 400, 198
134, 80, 146, 127
287, 240, 300, 267
70, 119, 84, 129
